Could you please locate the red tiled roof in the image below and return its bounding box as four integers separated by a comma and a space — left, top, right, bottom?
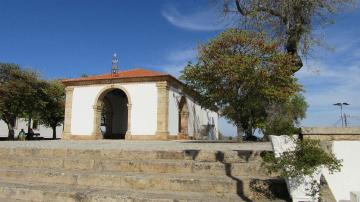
62, 68, 169, 83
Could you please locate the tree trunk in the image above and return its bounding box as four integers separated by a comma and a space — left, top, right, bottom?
246, 128, 254, 140
6, 123, 15, 140
262, 134, 270, 142
27, 115, 32, 133
52, 126, 56, 139
236, 126, 244, 142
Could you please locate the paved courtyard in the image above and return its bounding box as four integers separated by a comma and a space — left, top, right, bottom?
0, 140, 273, 151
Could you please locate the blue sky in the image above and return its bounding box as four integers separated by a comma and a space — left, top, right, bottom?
0, 0, 359, 135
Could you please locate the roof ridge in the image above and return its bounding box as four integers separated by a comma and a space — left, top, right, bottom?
62, 67, 170, 83
127, 68, 168, 75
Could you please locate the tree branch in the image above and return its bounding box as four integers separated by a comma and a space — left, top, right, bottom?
235, 0, 249, 15
234, 0, 287, 23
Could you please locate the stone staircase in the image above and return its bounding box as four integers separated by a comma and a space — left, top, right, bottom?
0, 147, 289, 201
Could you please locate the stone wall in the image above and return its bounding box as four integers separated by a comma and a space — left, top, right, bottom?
301, 127, 360, 141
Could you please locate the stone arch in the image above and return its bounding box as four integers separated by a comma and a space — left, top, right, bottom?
178, 96, 189, 139
101, 97, 113, 135
93, 85, 131, 139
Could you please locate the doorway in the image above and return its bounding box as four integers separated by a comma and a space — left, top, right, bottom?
98, 89, 129, 139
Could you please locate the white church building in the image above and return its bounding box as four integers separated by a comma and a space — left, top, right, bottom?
61, 68, 219, 140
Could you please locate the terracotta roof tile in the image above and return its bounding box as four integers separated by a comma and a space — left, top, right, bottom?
62, 68, 168, 83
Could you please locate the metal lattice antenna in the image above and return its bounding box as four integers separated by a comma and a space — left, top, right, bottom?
111, 53, 119, 74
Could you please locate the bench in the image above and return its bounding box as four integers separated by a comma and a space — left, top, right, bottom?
25, 133, 43, 140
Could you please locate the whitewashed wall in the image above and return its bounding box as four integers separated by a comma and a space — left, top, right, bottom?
168, 87, 180, 136
0, 119, 63, 139
323, 141, 360, 202
70, 83, 158, 136
0, 120, 8, 137
71, 86, 102, 135
125, 83, 157, 135
168, 87, 218, 139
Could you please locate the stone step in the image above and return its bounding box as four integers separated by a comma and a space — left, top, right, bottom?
0, 180, 243, 202
0, 198, 26, 202
0, 157, 269, 177
0, 147, 263, 163
0, 168, 238, 195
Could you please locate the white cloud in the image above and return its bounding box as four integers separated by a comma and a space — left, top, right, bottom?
162, 64, 185, 78
161, 4, 230, 31
163, 48, 197, 77
145, 47, 197, 78
167, 48, 197, 63
296, 60, 360, 127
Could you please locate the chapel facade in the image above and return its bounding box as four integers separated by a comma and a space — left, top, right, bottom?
62, 68, 218, 140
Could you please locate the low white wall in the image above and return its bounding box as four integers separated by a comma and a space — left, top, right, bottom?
0, 119, 63, 139
70, 83, 158, 136
0, 120, 8, 137
168, 87, 218, 139
323, 141, 360, 202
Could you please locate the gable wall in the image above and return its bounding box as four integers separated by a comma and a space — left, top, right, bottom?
70, 82, 158, 137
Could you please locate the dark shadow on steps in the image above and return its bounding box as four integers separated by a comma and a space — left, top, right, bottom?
215, 151, 252, 202
233, 150, 255, 162
249, 178, 290, 201
184, 149, 200, 160
215, 151, 291, 202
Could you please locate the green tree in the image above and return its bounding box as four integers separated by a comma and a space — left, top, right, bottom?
0, 63, 45, 139
181, 29, 301, 139
38, 80, 65, 139
262, 138, 342, 179
23, 76, 48, 134
261, 138, 342, 199
223, 0, 354, 72
0, 64, 21, 139
263, 93, 308, 137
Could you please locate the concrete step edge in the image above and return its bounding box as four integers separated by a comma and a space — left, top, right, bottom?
0, 179, 243, 202
0, 167, 237, 182
0, 168, 240, 195
0, 148, 262, 163
0, 157, 273, 179
0, 156, 224, 165
0, 198, 26, 202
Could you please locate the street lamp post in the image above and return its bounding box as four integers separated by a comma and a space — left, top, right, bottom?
333, 102, 350, 127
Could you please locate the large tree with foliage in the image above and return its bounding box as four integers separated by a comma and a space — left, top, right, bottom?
263, 93, 308, 137
222, 0, 354, 72
38, 80, 65, 139
0, 63, 45, 139
181, 29, 301, 139
0, 64, 22, 139
22, 77, 48, 134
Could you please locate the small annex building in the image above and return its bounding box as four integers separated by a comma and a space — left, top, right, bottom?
62, 68, 218, 140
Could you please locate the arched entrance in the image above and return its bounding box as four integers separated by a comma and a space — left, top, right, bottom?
94, 87, 130, 139
178, 96, 189, 139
